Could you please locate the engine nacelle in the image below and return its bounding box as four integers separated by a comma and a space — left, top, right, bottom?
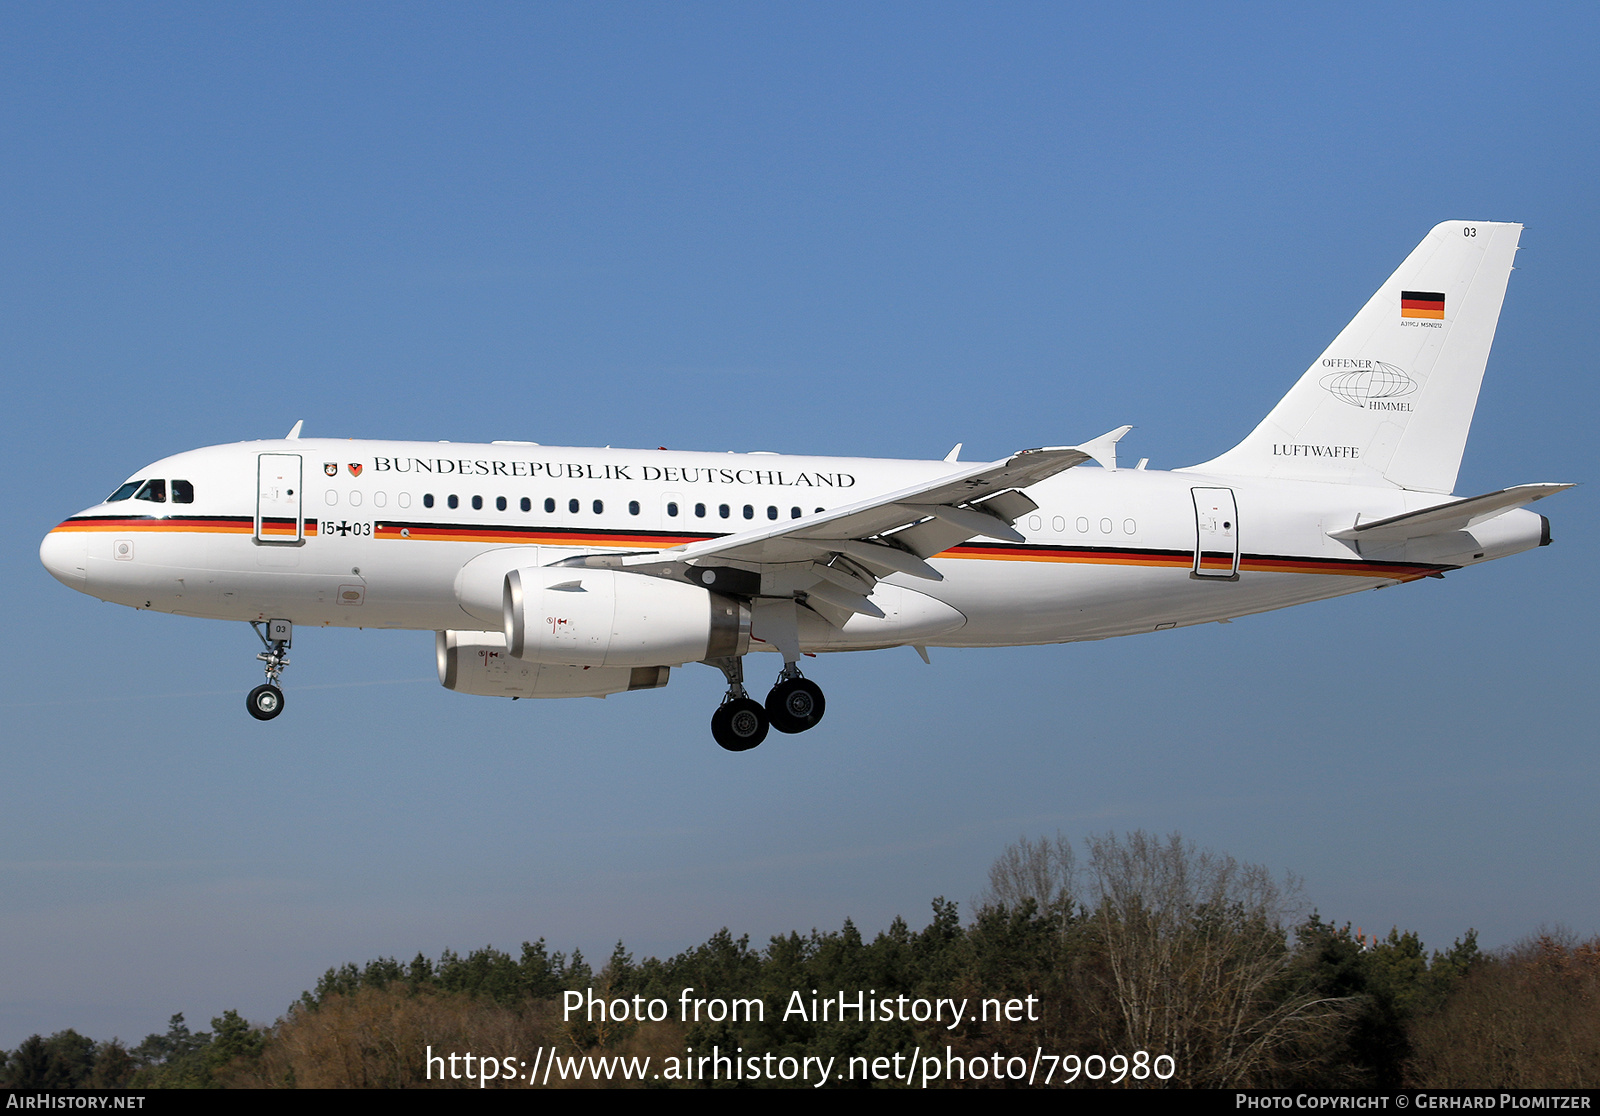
504, 567, 750, 668
437, 630, 669, 699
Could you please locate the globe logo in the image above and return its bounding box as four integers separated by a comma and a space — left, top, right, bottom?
1318, 361, 1416, 408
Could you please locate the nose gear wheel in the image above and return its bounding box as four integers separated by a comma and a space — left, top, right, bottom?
246, 683, 285, 721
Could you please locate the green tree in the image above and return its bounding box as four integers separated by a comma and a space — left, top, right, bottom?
2, 1035, 54, 1088
87, 1039, 135, 1088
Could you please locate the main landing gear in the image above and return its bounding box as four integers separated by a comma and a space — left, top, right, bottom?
247, 619, 292, 721
706, 657, 826, 751
766, 662, 825, 734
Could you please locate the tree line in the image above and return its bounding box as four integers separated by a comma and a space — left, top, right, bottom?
4, 831, 1595, 1088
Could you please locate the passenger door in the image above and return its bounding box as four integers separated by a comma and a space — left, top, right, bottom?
256, 454, 304, 544
1191, 487, 1239, 579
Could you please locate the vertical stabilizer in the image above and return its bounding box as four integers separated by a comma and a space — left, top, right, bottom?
1190, 221, 1521, 493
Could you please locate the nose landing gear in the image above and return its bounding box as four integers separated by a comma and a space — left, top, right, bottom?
247, 619, 292, 721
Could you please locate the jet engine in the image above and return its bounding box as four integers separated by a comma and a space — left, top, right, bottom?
437, 629, 670, 699
504, 567, 750, 668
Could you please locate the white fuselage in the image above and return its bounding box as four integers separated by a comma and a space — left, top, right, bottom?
40, 437, 1547, 655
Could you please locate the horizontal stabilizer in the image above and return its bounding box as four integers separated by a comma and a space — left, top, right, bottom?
1329, 483, 1572, 543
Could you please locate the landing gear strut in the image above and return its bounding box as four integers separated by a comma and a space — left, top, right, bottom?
704, 656, 827, 749
766, 663, 825, 734
247, 619, 292, 721
706, 656, 767, 751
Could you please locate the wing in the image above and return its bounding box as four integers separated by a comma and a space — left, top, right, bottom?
557, 427, 1130, 626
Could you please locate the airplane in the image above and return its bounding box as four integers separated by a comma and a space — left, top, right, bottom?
40, 221, 1570, 751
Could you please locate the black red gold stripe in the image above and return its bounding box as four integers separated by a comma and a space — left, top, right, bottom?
945, 540, 1447, 581
1400, 290, 1445, 320
54, 515, 320, 536
54, 516, 1448, 582
360, 521, 1457, 581
372, 522, 704, 547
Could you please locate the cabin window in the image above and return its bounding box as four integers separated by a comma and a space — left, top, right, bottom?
496, 496, 506, 511
325, 490, 338, 506
719, 504, 730, 519
134, 480, 166, 503
349, 491, 362, 507
628, 500, 640, 516
791, 507, 801, 519
593, 500, 604, 514
398, 493, 411, 509
545, 498, 556, 513
1076, 517, 1089, 533
171, 480, 194, 504
667, 502, 679, 517
695, 503, 706, 518
448, 494, 459, 509
568, 498, 579, 514
520, 497, 531, 512
815, 507, 824, 514
423, 494, 434, 508
374, 491, 387, 508
767, 506, 778, 520
107, 481, 141, 502
471, 495, 483, 510
1100, 518, 1113, 534
1052, 516, 1065, 533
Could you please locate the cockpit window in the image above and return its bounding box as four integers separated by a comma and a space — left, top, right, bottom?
134, 479, 167, 503
107, 481, 141, 502
171, 480, 194, 504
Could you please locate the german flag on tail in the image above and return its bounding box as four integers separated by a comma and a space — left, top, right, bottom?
1401, 290, 1445, 320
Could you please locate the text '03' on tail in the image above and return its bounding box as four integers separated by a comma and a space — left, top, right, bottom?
1192, 221, 1521, 495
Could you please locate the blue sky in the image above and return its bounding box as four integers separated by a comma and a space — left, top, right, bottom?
3, 3, 1596, 1047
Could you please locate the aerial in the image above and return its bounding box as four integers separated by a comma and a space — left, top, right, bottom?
3, 3, 1595, 1068
41, 223, 1568, 749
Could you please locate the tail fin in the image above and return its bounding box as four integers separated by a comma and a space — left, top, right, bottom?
1191, 221, 1522, 493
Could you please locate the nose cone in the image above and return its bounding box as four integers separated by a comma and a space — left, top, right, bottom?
41, 526, 89, 589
